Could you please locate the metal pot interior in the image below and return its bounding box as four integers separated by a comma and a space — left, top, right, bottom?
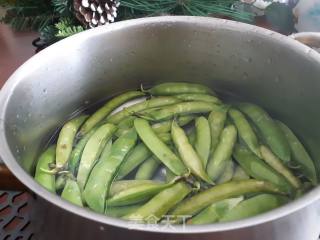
1, 16, 320, 231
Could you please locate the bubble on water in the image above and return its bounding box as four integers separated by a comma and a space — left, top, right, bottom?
16, 114, 20, 119
242, 72, 249, 80
99, 226, 105, 231
84, 100, 90, 105
110, 58, 113, 62
28, 113, 32, 118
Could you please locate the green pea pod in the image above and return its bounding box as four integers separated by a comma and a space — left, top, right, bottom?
260, 145, 301, 189
107, 181, 174, 207
232, 165, 250, 181
56, 115, 88, 169
99, 139, 113, 162
237, 103, 290, 163
194, 116, 211, 167
117, 116, 136, 129
165, 167, 176, 183
116, 143, 153, 180
143, 101, 223, 122
151, 115, 195, 134
208, 110, 227, 153
68, 128, 96, 176
147, 82, 215, 96
55, 175, 67, 192
109, 180, 160, 197
171, 179, 283, 219
207, 125, 237, 181
233, 145, 293, 194
114, 128, 130, 138
61, 179, 83, 207
134, 118, 188, 176
55, 172, 74, 192
187, 128, 196, 146
114, 117, 137, 137
174, 93, 221, 104
276, 120, 318, 185
107, 97, 181, 124
79, 91, 144, 135
216, 160, 235, 184
135, 156, 160, 180
105, 204, 143, 218
124, 182, 191, 221
116, 132, 171, 179
187, 197, 243, 225
34, 145, 56, 193
76, 123, 116, 189
83, 129, 137, 213
171, 121, 213, 184
229, 108, 261, 158
220, 194, 289, 222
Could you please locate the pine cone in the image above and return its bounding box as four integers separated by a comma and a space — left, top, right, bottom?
74, 0, 120, 28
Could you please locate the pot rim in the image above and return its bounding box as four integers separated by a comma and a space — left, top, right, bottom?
1, 16, 320, 234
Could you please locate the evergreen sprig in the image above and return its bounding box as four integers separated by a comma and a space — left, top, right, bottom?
55, 18, 84, 38
1, 0, 256, 47
1, 0, 55, 30
119, 0, 254, 22
52, 0, 73, 17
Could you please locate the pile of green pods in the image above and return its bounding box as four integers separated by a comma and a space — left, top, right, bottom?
34, 82, 318, 225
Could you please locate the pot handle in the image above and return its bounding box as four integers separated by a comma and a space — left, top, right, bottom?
0, 158, 27, 191
289, 32, 320, 53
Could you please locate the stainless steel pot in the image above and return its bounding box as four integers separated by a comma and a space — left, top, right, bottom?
1, 16, 320, 240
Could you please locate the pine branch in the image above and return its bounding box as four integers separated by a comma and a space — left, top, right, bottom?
40, 24, 59, 44
120, 0, 176, 14
55, 18, 84, 38
119, 0, 255, 22
0, 0, 13, 7
2, 10, 55, 30
186, 0, 254, 22
1, 0, 55, 30
52, 0, 73, 17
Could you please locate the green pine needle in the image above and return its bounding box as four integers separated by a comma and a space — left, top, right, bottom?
40, 25, 59, 44
1, 0, 55, 30
119, 0, 254, 22
55, 18, 84, 38
52, 0, 73, 17
1, 0, 256, 46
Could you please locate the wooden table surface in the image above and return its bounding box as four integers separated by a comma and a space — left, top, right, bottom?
0, 24, 38, 87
